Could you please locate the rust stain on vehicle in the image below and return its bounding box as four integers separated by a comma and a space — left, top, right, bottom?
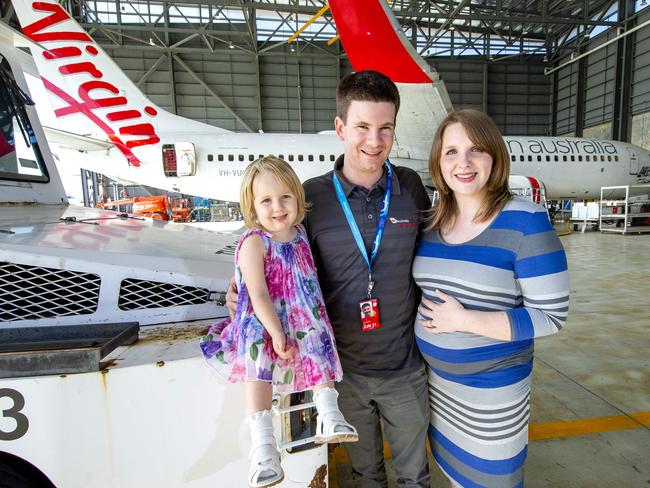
308, 464, 327, 488
136, 322, 214, 344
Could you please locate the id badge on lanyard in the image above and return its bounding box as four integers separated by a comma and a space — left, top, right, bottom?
359, 297, 381, 332
333, 160, 393, 332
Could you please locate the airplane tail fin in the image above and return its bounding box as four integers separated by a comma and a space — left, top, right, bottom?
328, 0, 453, 161
11, 0, 228, 167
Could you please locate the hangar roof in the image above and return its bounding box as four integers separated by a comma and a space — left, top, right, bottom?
3, 0, 635, 63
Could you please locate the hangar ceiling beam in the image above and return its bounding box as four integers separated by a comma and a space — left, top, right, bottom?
103, 0, 618, 31
409, 13, 616, 26
55, 0, 624, 63
16, 0, 630, 74
80, 23, 252, 38
418, 0, 471, 54
169, 0, 615, 27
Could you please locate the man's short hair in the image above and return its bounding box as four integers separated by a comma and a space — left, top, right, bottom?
336, 70, 400, 122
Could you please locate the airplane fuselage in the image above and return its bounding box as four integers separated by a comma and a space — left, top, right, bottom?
55, 131, 650, 202
504, 136, 650, 198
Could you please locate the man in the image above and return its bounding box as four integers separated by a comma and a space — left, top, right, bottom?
302, 71, 431, 488
229, 71, 431, 487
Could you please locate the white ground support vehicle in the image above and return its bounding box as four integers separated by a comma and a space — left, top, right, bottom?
0, 23, 326, 488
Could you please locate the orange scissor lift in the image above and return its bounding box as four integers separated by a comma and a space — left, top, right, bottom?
97, 195, 193, 222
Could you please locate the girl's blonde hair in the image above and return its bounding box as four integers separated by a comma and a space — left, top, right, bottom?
240, 156, 308, 230
426, 109, 511, 232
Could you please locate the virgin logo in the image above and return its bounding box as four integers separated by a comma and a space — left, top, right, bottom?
22, 2, 161, 167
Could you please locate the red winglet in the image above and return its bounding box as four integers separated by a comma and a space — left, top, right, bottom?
526, 176, 542, 204
328, 0, 432, 84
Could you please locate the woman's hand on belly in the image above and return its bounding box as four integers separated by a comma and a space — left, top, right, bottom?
418, 290, 468, 334
419, 290, 512, 341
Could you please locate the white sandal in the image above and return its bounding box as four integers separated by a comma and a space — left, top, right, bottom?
247, 410, 284, 488
248, 443, 284, 488
313, 387, 359, 444
314, 411, 359, 444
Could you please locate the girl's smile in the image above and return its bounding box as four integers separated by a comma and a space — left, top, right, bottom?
252, 172, 298, 242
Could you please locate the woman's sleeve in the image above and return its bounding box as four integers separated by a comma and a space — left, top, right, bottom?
506, 209, 569, 341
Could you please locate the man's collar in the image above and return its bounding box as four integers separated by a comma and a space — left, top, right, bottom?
333, 155, 402, 197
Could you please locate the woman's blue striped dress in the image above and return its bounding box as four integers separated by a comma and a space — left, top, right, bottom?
413, 197, 569, 488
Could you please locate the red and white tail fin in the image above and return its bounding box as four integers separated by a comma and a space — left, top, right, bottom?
12, 0, 227, 167
328, 0, 453, 161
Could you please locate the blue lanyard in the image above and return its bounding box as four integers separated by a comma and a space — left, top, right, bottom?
333, 160, 392, 298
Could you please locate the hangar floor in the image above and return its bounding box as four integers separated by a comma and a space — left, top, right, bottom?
329, 231, 650, 487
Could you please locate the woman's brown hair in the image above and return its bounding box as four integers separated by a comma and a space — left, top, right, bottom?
426, 109, 511, 232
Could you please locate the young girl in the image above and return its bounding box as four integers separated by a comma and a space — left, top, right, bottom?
200, 156, 357, 488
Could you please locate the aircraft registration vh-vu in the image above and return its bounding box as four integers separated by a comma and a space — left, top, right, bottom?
12, 0, 650, 202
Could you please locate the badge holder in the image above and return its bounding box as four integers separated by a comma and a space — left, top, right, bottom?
359, 276, 381, 332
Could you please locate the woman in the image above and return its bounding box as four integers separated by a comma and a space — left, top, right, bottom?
414, 109, 569, 487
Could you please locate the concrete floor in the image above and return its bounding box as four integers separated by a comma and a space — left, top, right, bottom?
330, 230, 650, 487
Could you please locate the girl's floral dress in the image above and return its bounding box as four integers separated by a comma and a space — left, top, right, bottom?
200, 225, 343, 393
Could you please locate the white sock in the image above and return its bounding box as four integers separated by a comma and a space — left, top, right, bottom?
313, 387, 352, 433
247, 409, 275, 448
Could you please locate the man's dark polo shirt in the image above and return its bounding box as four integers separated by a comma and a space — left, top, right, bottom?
303, 156, 431, 377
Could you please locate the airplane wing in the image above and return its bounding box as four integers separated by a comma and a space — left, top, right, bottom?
43, 126, 115, 151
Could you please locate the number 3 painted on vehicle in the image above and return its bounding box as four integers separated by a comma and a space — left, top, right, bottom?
0, 388, 29, 441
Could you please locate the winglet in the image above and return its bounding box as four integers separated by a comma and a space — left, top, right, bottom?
328, 0, 433, 83
328, 0, 453, 161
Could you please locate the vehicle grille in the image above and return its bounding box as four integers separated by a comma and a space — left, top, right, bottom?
0, 261, 100, 321
119, 278, 210, 310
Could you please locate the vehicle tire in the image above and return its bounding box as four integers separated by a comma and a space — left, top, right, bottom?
0, 461, 31, 488
0, 457, 55, 488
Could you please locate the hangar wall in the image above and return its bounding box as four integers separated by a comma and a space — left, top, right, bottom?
104, 44, 341, 133
553, 6, 650, 148
106, 44, 551, 136
429, 57, 550, 136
